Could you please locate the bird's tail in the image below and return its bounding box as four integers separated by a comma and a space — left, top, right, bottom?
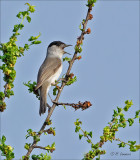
39, 83, 49, 116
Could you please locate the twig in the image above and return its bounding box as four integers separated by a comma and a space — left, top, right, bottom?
80, 128, 94, 145
115, 138, 130, 146
34, 145, 55, 152
24, 4, 93, 159
34, 146, 47, 150
53, 101, 92, 111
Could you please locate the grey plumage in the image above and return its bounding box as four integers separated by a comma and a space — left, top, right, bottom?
35, 41, 72, 116
35, 57, 62, 116
39, 82, 49, 115
35, 57, 61, 90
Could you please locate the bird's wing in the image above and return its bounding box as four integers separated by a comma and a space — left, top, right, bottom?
35, 57, 62, 90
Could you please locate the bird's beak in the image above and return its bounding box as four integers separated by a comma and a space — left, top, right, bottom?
64, 44, 72, 48
64, 44, 72, 55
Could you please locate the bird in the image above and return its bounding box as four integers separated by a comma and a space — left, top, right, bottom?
35, 41, 72, 116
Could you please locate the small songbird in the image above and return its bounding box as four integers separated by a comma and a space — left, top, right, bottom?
35, 41, 72, 116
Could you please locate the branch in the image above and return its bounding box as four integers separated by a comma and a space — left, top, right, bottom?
24, 2, 94, 159
53, 101, 92, 111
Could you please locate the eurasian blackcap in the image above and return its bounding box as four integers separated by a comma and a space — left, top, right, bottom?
35, 41, 72, 115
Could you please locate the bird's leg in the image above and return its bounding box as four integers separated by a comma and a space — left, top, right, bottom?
48, 93, 58, 104
46, 103, 51, 108
48, 93, 54, 102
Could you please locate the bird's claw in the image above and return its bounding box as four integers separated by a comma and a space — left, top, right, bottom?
48, 93, 58, 105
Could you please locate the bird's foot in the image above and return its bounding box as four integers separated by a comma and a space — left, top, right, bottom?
48, 93, 58, 105
48, 93, 53, 102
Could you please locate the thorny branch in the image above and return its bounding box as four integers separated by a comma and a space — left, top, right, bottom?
24, 4, 94, 159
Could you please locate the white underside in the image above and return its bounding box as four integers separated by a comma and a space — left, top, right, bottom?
46, 65, 62, 93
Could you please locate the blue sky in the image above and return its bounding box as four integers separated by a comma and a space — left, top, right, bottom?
0, 1, 139, 159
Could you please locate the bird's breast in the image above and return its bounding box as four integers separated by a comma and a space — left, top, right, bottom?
48, 65, 62, 84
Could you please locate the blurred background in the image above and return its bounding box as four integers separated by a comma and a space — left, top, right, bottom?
0, 0, 139, 159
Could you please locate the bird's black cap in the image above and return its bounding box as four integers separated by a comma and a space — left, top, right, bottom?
48, 41, 65, 48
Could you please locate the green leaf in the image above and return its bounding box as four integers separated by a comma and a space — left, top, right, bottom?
24, 143, 31, 150
74, 119, 82, 126
75, 126, 81, 133
63, 57, 71, 62
84, 131, 88, 137
113, 109, 118, 117
128, 118, 134, 126
6, 89, 14, 98
125, 100, 133, 105
63, 105, 66, 110
122, 122, 127, 128
118, 142, 126, 148
33, 135, 40, 142
128, 141, 136, 145
29, 5, 36, 13
79, 46, 82, 53
28, 33, 41, 41
19, 24, 24, 30
135, 110, 140, 118
21, 11, 29, 17
45, 145, 51, 150
75, 45, 79, 52
93, 143, 99, 149
117, 107, 122, 113
24, 44, 30, 51
66, 76, 77, 86
87, 139, 92, 143
31, 41, 41, 45
13, 24, 19, 32
129, 145, 137, 152
79, 134, 83, 140
27, 129, 32, 134
51, 142, 55, 149
53, 87, 58, 96
0, 92, 5, 100
2, 135, 6, 143
88, 131, 93, 138
16, 12, 22, 19
124, 100, 133, 111
26, 16, 31, 23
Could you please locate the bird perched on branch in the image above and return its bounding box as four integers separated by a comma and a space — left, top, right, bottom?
35, 41, 72, 116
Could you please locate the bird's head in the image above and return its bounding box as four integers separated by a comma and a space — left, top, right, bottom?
47, 41, 72, 58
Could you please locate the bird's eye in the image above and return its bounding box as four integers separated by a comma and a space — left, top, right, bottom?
61, 45, 65, 49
